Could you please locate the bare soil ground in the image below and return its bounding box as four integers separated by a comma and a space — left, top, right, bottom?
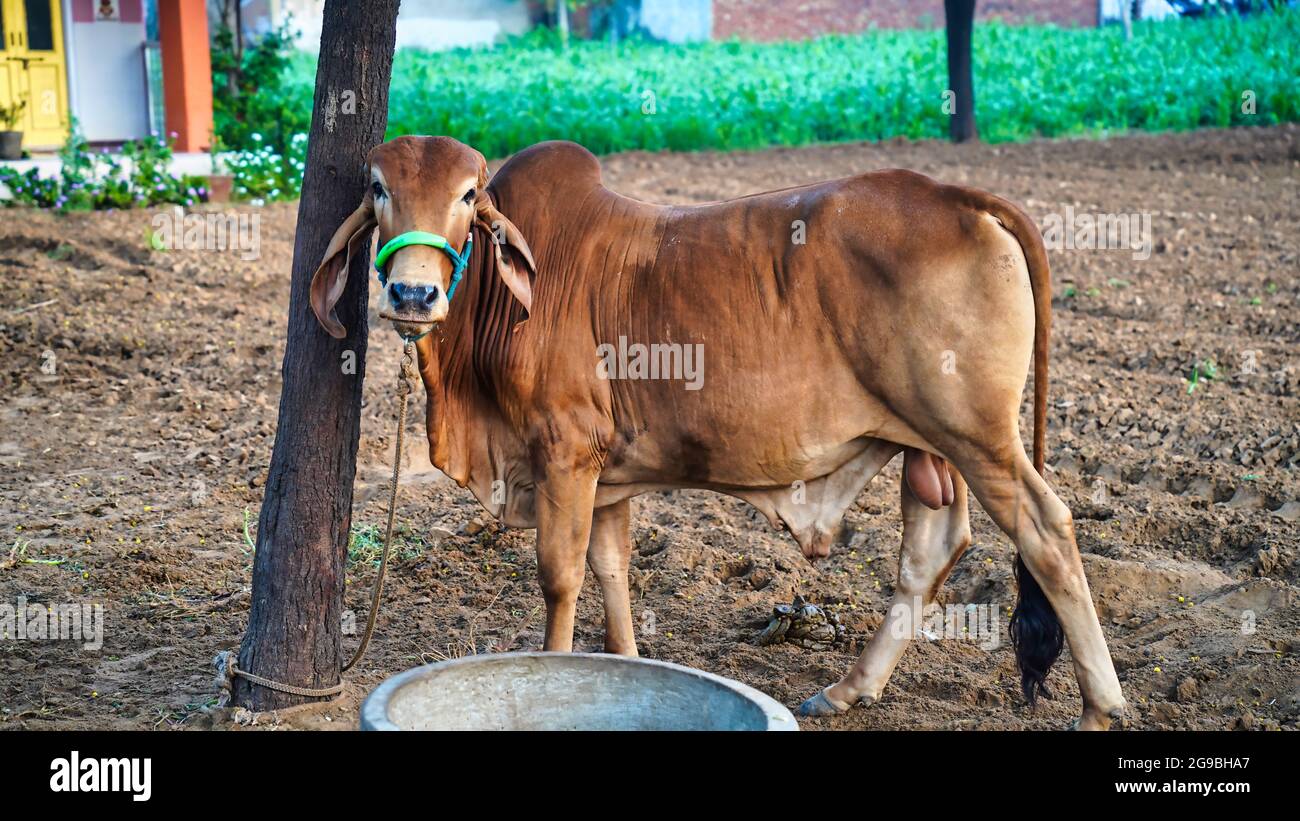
1, 126, 1296, 731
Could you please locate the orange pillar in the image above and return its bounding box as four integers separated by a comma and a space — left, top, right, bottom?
158, 0, 214, 153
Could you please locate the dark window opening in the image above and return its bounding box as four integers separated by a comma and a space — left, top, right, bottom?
25, 0, 55, 52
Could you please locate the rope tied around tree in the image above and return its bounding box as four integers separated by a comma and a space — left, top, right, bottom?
217, 339, 418, 704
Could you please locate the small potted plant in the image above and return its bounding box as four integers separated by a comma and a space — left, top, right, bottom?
0, 97, 27, 160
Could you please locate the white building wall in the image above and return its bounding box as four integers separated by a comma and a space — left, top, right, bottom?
70, 19, 151, 142
243, 0, 532, 53
639, 0, 712, 43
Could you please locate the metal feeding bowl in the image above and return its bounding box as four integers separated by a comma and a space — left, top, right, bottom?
360, 651, 796, 731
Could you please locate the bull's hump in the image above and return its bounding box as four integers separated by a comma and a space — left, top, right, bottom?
494, 141, 603, 197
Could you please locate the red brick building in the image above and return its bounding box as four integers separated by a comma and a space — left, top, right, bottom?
713, 1, 1099, 41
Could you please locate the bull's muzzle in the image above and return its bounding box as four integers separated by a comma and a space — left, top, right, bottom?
388, 282, 441, 313
380, 281, 447, 338
374, 231, 472, 339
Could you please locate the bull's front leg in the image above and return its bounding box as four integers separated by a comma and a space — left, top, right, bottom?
534, 462, 601, 652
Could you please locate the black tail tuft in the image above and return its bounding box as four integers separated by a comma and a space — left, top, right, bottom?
1009, 555, 1064, 706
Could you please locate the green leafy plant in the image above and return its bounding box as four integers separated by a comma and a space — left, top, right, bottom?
348, 522, 422, 567
0, 119, 209, 212
368, 9, 1300, 157
0, 97, 26, 130
211, 17, 310, 160
209, 9, 1300, 195
224, 131, 307, 202
206, 14, 311, 201
1186, 358, 1218, 394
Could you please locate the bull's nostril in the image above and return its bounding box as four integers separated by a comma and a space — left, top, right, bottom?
388, 283, 438, 315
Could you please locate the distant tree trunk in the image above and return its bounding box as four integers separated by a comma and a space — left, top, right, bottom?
557, 0, 570, 46
232, 0, 400, 711
219, 0, 239, 98
1121, 0, 1133, 41
944, 0, 979, 143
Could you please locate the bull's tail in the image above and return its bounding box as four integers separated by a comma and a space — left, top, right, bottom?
975, 193, 1064, 706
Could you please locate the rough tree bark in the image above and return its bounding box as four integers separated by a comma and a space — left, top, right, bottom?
944, 0, 979, 143
233, 0, 401, 711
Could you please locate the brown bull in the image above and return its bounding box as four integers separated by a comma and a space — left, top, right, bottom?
310, 136, 1126, 729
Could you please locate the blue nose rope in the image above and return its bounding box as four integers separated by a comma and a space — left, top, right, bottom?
373, 231, 473, 301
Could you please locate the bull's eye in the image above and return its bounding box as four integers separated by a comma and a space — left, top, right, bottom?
463, 187, 476, 204
372, 181, 385, 199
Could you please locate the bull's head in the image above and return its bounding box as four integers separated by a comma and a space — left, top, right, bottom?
310, 135, 536, 340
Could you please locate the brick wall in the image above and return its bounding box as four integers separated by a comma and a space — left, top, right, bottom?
713, 0, 1099, 41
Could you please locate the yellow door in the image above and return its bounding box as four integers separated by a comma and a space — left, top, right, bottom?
1, 0, 69, 150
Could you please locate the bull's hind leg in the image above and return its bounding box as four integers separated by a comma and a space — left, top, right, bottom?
955, 446, 1125, 730
587, 499, 638, 655
799, 469, 971, 717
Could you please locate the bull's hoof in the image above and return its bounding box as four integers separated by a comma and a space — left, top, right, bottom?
1069, 702, 1129, 731
797, 688, 851, 718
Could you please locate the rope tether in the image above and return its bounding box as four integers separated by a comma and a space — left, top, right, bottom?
218, 339, 417, 702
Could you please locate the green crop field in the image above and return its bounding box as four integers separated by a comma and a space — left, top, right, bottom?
280, 10, 1299, 157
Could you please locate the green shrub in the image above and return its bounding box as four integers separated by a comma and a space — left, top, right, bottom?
0, 121, 210, 212
209, 16, 312, 203
226, 9, 1300, 193
222, 131, 308, 202
212, 19, 311, 160
377, 11, 1300, 156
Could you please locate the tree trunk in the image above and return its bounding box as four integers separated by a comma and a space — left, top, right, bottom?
944, 0, 978, 143
557, 0, 569, 47
221, 0, 238, 98
233, 0, 400, 711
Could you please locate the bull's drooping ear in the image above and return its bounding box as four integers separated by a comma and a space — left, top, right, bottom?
470, 149, 535, 313
474, 194, 536, 313
309, 193, 376, 339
